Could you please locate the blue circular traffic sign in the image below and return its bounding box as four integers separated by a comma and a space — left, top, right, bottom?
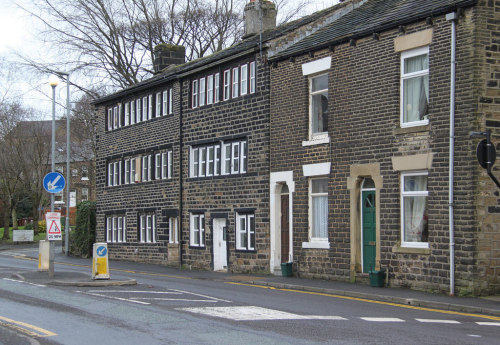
96, 246, 107, 257
43, 172, 66, 194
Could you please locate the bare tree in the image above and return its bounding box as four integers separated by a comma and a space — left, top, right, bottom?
19, 0, 312, 90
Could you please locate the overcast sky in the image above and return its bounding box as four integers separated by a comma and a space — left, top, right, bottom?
0, 0, 337, 117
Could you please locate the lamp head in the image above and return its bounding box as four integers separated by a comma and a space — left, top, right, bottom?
48, 75, 60, 87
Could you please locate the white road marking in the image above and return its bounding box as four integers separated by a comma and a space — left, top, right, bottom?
2, 278, 46, 287
361, 317, 405, 322
88, 290, 182, 294
476, 322, 500, 326
177, 306, 347, 321
132, 298, 219, 302
170, 288, 232, 303
416, 319, 460, 324
76, 291, 150, 305
467, 335, 482, 338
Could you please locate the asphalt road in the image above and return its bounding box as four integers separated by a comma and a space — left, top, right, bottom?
0, 247, 499, 344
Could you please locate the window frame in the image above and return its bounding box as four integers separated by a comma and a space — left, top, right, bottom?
249, 61, 256, 94
142, 96, 148, 121
189, 213, 205, 247
162, 90, 168, 116
169, 217, 179, 244
199, 77, 206, 107
130, 100, 136, 124
232, 67, 239, 98
214, 73, 220, 103
156, 92, 161, 117
207, 75, 214, 105
124, 102, 130, 126
400, 46, 430, 128
223, 70, 231, 100
124, 159, 130, 184
400, 171, 429, 248
309, 73, 329, 140
155, 153, 161, 180
240, 64, 248, 96
236, 212, 255, 251
308, 177, 329, 245
140, 213, 156, 243
192, 79, 199, 108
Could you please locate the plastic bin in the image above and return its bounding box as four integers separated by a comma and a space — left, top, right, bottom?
369, 269, 386, 287
281, 262, 293, 277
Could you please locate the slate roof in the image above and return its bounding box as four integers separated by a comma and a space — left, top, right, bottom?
95, 0, 356, 104
269, 0, 477, 61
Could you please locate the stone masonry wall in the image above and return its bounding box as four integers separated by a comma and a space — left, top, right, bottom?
95, 81, 181, 265
180, 53, 271, 273
270, 9, 479, 293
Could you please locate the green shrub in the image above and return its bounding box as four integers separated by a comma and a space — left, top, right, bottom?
70, 201, 96, 258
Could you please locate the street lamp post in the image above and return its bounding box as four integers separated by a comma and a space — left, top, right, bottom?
48, 74, 59, 278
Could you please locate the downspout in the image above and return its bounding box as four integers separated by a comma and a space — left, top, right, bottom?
179, 79, 184, 268
446, 11, 458, 296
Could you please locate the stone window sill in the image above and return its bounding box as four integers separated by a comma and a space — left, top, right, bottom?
302, 136, 330, 147
392, 242, 430, 255
393, 124, 430, 135
302, 241, 330, 249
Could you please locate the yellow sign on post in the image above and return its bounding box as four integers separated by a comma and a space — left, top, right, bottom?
92, 243, 110, 280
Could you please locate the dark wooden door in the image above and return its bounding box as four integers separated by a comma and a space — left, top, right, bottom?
281, 194, 289, 263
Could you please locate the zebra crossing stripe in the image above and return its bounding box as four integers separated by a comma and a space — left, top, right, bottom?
416, 319, 460, 324
476, 322, 500, 326
361, 317, 405, 322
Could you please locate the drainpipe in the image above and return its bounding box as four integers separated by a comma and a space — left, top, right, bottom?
446, 11, 457, 296
179, 79, 184, 268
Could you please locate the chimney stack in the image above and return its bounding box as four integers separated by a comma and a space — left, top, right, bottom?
243, 0, 277, 38
153, 44, 185, 74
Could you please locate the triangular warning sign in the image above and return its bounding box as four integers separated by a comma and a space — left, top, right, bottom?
48, 220, 61, 234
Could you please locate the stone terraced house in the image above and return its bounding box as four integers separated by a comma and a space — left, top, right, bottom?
94, 0, 500, 296
268, 0, 500, 295
93, 0, 361, 272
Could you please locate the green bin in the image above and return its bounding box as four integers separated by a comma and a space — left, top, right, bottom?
281, 262, 293, 277
369, 269, 386, 287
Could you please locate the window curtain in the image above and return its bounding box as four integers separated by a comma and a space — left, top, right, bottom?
313, 195, 328, 238
404, 54, 429, 122
404, 176, 427, 242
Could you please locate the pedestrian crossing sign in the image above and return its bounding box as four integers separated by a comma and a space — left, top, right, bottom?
46, 212, 62, 241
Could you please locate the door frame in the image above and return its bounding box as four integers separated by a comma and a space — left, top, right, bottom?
270, 171, 294, 274
361, 185, 376, 273
212, 217, 227, 271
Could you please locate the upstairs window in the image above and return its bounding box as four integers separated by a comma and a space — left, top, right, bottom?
207, 75, 214, 105
148, 95, 153, 119
240, 64, 248, 96
162, 90, 168, 116
401, 47, 429, 127
136, 99, 142, 122
223, 70, 230, 101
214, 73, 220, 103
131, 100, 136, 125
250, 61, 256, 94
107, 108, 113, 131
309, 74, 328, 139
124, 102, 130, 126
199, 77, 206, 107
192, 80, 199, 108
232, 67, 239, 98
156, 92, 161, 117
168, 88, 173, 114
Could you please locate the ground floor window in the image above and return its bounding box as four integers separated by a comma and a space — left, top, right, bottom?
190, 213, 205, 247
236, 212, 255, 251
401, 171, 428, 248
139, 213, 156, 243
310, 178, 328, 241
106, 215, 126, 243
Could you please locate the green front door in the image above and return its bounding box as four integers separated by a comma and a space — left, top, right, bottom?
362, 190, 376, 273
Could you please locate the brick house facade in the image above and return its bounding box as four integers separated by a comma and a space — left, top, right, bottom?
268, 0, 500, 295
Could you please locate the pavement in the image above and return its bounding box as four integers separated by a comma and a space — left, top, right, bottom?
2, 242, 500, 317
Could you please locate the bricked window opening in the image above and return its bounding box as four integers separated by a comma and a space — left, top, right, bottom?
223, 69, 230, 100
214, 73, 220, 103
169, 217, 179, 244
309, 74, 329, 139
190, 213, 205, 247
401, 47, 429, 127
401, 171, 429, 248
310, 178, 329, 241
241, 64, 248, 96
207, 75, 214, 105
106, 215, 126, 243
232, 67, 239, 98
140, 213, 156, 243
192, 79, 199, 108
250, 61, 256, 94
236, 212, 255, 251
199, 77, 206, 107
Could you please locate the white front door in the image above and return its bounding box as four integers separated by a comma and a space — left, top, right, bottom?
213, 218, 227, 271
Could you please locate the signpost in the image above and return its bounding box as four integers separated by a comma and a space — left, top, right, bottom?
41, 171, 66, 278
